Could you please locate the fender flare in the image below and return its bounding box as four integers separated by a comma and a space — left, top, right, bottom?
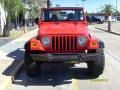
99, 40, 105, 48
24, 41, 30, 50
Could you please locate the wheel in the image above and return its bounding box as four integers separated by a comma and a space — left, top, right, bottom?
24, 52, 40, 77
87, 48, 105, 77
101, 21, 104, 24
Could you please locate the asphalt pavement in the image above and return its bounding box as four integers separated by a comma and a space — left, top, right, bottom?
0, 39, 12, 47
11, 25, 120, 90
95, 22, 120, 34
0, 26, 38, 60
0, 27, 38, 90
90, 24, 120, 61
0, 26, 37, 47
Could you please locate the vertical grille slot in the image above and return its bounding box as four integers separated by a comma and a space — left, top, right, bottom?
52, 36, 55, 50
63, 36, 66, 50
74, 36, 77, 50
71, 36, 73, 50
52, 36, 77, 52
60, 36, 62, 51
67, 36, 69, 50
56, 36, 58, 51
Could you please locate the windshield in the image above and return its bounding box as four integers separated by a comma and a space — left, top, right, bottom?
42, 9, 84, 21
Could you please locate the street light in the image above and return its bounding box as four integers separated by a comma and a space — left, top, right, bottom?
81, 0, 86, 8
47, 0, 50, 8
116, 0, 118, 16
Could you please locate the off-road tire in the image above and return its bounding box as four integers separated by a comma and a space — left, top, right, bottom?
24, 52, 40, 77
87, 48, 105, 77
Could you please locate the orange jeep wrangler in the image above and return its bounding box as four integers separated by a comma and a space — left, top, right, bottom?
24, 7, 105, 77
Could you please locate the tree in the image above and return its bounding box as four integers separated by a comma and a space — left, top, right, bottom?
99, 4, 115, 32
99, 4, 114, 20
0, 0, 26, 37
114, 10, 120, 16
30, 3, 39, 18
29, 2, 39, 26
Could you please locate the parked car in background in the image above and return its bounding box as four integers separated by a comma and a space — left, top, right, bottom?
117, 16, 120, 21
91, 16, 104, 24
114, 16, 120, 21
111, 17, 118, 22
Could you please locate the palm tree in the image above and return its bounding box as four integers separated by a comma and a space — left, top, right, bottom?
0, 0, 26, 37
30, 3, 39, 18
99, 4, 115, 32
29, 3, 39, 26
100, 4, 114, 20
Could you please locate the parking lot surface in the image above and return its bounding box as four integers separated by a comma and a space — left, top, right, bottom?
12, 25, 120, 90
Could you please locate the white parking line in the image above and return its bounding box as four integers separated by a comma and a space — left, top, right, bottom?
105, 51, 120, 70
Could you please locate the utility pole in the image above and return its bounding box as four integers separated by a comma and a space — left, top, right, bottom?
81, 0, 86, 8
47, 0, 50, 8
116, 0, 118, 16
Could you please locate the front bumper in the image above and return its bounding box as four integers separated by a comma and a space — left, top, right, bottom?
29, 53, 98, 63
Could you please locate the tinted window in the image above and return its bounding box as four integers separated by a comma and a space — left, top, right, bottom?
42, 9, 84, 21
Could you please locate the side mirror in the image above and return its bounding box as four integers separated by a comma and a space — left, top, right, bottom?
86, 16, 92, 23
35, 17, 39, 25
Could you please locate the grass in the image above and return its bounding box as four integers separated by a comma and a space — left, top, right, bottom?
0, 28, 28, 40
10, 30, 25, 39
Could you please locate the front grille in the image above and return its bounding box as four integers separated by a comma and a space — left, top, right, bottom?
52, 36, 77, 52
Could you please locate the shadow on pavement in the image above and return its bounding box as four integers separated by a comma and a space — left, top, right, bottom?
7, 48, 24, 60
13, 63, 97, 87
2, 48, 24, 76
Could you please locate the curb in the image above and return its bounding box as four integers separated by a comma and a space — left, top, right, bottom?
11, 60, 24, 80
0, 60, 24, 90
0, 27, 37, 90
95, 27, 120, 36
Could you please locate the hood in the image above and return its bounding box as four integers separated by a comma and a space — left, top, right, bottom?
39, 21, 89, 35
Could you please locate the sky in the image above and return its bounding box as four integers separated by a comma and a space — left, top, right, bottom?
52, 0, 120, 13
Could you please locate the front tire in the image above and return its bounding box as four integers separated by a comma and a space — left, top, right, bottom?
24, 52, 40, 77
87, 48, 105, 77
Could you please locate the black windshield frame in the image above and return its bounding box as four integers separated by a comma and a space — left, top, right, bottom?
42, 9, 85, 22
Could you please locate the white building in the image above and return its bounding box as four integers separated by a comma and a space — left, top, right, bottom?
0, 4, 7, 35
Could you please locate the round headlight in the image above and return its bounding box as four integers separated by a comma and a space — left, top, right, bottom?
78, 36, 87, 46
41, 37, 50, 46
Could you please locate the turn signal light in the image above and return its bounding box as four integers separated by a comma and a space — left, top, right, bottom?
90, 42, 99, 49
31, 43, 39, 48
30, 38, 45, 51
